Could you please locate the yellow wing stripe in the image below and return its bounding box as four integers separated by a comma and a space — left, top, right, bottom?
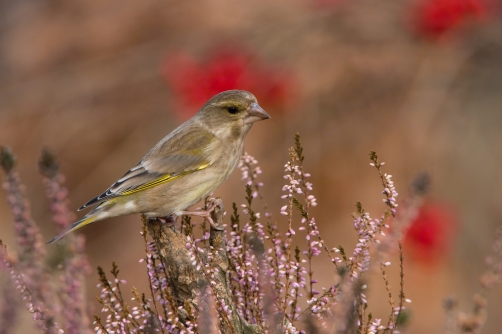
119, 163, 210, 196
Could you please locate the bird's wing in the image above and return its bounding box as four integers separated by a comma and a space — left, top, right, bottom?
78, 127, 217, 210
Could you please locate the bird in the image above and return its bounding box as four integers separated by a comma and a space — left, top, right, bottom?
47, 90, 270, 244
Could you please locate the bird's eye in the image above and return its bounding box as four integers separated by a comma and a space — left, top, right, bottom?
227, 106, 238, 114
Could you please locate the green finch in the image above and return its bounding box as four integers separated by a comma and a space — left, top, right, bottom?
48, 90, 270, 244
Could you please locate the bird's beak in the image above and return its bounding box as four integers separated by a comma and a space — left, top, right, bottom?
244, 103, 271, 124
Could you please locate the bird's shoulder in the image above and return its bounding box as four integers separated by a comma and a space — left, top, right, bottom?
146, 121, 221, 159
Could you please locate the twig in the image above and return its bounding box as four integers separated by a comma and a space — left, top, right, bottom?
394, 242, 405, 333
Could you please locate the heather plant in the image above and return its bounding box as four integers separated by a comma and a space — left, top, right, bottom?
0, 136, 501, 334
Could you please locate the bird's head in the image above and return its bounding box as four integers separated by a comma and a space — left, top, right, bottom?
196, 90, 271, 139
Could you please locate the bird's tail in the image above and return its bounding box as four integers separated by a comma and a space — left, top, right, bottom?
46, 215, 96, 244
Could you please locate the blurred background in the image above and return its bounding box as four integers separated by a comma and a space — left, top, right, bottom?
1, 0, 502, 332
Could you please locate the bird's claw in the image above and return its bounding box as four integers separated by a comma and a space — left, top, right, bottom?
204, 198, 223, 213
180, 198, 224, 230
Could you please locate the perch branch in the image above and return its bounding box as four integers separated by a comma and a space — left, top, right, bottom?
147, 198, 262, 334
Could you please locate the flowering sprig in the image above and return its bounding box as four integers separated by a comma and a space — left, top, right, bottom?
239, 152, 290, 329
276, 135, 341, 330
237, 153, 282, 327
226, 190, 265, 324
292, 134, 319, 300
290, 135, 342, 280
321, 152, 405, 333
7, 138, 502, 334
278, 148, 303, 330
480, 226, 502, 291
1, 147, 59, 333
238, 153, 265, 208
289, 247, 306, 321
1, 147, 46, 267
339, 204, 391, 280
443, 225, 502, 333
370, 151, 398, 217
0, 241, 63, 333
39, 149, 92, 334
380, 260, 397, 330
95, 264, 137, 333
264, 218, 283, 305
226, 204, 247, 317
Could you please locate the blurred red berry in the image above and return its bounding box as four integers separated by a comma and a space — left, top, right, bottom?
404, 202, 458, 264
411, 0, 490, 38
161, 47, 295, 120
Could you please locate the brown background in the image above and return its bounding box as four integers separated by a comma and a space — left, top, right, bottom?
1, 0, 502, 333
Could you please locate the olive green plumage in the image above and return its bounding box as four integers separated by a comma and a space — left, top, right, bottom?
48, 90, 270, 244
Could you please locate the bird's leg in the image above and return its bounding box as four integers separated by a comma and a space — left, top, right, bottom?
204, 197, 220, 213
180, 198, 224, 230
146, 216, 177, 226
162, 215, 177, 225
179, 210, 219, 229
